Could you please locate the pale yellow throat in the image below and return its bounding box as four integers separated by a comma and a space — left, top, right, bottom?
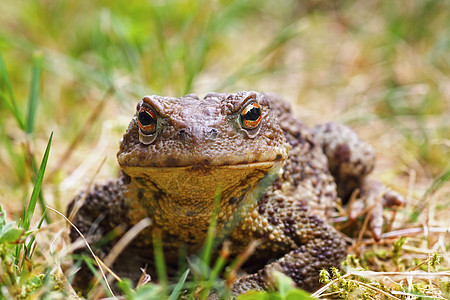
121, 161, 284, 245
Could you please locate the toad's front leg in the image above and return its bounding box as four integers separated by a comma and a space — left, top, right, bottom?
232, 220, 347, 294
67, 177, 136, 289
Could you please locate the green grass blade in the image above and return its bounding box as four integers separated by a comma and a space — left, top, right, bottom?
200, 188, 221, 277
149, 4, 172, 77
82, 255, 113, 298
26, 52, 44, 134
421, 168, 450, 201
26, 210, 46, 259
153, 231, 168, 295
1, 131, 26, 182
182, 0, 251, 94
168, 269, 190, 300
200, 245, 229, 300
409, 168, 450, 222
23, 132, 53, 231
215, 21, 302, 91
28, 154, 51, 224
208, 249, 227, 283
0, 52, 25, 130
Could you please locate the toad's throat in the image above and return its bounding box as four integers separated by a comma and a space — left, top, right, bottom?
122, 162, 283, 244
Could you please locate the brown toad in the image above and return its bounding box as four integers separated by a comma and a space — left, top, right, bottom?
68, 91, 403, 294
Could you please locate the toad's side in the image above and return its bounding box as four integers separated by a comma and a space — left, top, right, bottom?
68, 91, 402, 294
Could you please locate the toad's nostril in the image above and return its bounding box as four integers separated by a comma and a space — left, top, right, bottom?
205, 128, 218, 139
178, 128, 190, 139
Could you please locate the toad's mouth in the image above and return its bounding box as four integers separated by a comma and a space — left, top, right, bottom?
120, 160, 282, 172
116, 145, 289, 169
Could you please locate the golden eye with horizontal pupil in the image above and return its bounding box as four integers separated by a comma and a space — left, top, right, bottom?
138, 107, 157, 134
240, 102, 262, 130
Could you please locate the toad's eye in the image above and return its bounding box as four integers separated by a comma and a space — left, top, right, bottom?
240, 102, 262, 130
138, 107, 157, 134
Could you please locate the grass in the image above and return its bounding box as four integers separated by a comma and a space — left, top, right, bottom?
0, 0, 449, 299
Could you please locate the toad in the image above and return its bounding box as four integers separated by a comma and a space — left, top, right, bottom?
68, 91, 403, 294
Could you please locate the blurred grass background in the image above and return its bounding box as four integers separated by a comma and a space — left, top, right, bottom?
0, 0, 449, 298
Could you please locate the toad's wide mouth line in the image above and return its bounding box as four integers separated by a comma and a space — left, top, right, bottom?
119, 160, 284, 170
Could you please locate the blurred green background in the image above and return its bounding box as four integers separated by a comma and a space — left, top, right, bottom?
0, 1, 449, 298
0, 0, 448, 212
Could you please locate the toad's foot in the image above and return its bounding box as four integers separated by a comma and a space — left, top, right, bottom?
232, 224, 347, 294
350, 179, 405, 240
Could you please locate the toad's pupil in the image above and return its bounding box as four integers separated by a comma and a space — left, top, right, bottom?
244, 107, 261, 121
139, 111, 156, 126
